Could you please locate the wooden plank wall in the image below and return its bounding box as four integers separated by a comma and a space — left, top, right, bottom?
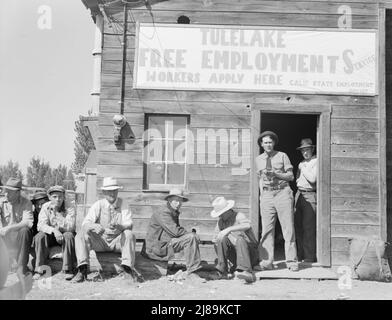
386, 10, 392, 257
97, 0, 382, 265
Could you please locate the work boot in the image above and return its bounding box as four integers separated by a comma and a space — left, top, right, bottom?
72, 265, 87, 283
62, 269, 76, 281
287, 262, 299, 272
235, 270, 256, 283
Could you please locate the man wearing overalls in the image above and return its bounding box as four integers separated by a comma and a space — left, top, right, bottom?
255, 131, 299, 271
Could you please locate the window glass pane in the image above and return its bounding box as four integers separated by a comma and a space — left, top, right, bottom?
170, 117, 187, 133
167, 164, 185, 185
149, 116, 187, 138
146, 140, 165, 162
148, 117, 166, 138
147, 163, 166, 185
166, 140, 186, 163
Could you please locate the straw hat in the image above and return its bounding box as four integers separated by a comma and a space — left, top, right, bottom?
101, 177, 123, 191
210, 197, 235, 218
164, 188, 189, 202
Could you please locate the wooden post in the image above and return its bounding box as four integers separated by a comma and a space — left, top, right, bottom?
250, 106, 261, 239
378, 6, 387, 242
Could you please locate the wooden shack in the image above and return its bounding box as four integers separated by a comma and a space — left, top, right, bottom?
81, 0, 392, 268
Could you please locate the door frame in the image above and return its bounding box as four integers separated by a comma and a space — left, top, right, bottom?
250, 103, 332, 267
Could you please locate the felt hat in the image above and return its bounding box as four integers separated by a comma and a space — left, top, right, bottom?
164, 188, 189, 202
101, 177, 123, 191
210, 196, 235, 218
47, 185, 65, 195
257, 131, 279, 146
2, 177, 22, 190
296, 138, 315, 150
31, 191, 49, 203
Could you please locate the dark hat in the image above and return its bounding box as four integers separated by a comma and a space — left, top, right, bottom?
296, 138, 315, 150
47, 185, 65, 195
2, 177, 22, 190
258, 131, 279, 146
31, 191, 49, 203
164, 188, 189, 202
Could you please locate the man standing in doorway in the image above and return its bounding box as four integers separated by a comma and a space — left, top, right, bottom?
255, 131, 299, 271
294, 138, 317, 263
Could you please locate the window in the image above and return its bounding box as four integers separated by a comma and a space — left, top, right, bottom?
143, 114, 189, 191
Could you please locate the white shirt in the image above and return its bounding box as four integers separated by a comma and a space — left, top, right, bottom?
38, 201, 76, 234
82, 198, 133, 241
296, 156, 317, 191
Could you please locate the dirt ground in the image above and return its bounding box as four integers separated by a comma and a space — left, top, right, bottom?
5, 270, 392, 300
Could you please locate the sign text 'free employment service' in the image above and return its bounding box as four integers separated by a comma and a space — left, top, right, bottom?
134, 24, 377, 95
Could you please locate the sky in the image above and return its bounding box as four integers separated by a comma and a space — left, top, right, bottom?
0, 0, 96, 174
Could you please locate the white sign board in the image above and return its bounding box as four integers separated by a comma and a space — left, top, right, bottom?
134, 23, 377, 96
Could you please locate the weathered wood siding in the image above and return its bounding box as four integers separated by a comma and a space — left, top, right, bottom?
97, 0, 383, 266
386, 9, 392, 258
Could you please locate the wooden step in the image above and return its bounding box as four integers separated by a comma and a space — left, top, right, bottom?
46, 242, 218, 278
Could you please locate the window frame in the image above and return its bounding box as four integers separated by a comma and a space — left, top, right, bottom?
143, 113, 190, 192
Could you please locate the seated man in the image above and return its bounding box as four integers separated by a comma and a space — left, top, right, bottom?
73, 177, 140, 283
30, 191, 49, 237
0, 236, 33, 300
34, 186, 76, 280
29, 190, 49, 271
211, 197, 259, 283
0, 178, 34, 275
144, 189, 202, 278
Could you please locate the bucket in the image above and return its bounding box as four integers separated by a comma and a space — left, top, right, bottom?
349, 236, 392, 282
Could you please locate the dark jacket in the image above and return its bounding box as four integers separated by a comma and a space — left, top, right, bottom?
144, 204, 187, 261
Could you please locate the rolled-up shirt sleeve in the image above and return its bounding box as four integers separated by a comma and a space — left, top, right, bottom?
38, 205, 55, 235
282, 153, 293, 172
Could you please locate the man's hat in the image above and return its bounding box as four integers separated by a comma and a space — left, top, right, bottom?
31, 191, 49, 203
47, 185, 65, 195
210, 196, 235, 218
101, 177, 123, 191
164, 188, 189, 202
296, 138, 315, 150
257, 131, 279, 146
2, 177, 22, 191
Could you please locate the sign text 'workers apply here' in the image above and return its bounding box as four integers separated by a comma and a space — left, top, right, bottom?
134, 24, 377, 95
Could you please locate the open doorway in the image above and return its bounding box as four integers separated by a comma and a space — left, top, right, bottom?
259, 112, 318, 263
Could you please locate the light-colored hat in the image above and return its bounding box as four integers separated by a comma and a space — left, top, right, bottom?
210, 197, 235, 218
2, 177, 22, 190
164, 188, 188, 202
101, 177, 123, 191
